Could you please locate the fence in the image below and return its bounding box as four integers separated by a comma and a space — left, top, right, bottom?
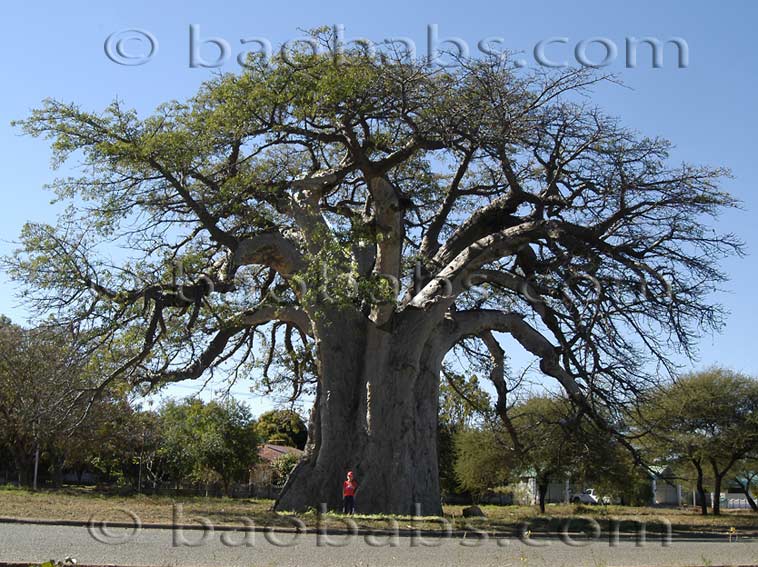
724, 497, 752, 510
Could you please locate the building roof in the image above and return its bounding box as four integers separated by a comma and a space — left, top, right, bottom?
258, 443, 303, 462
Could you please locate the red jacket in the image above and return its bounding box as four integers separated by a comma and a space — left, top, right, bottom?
343, 480, 357, 497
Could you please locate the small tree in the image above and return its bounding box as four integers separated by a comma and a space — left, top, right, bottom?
59, 396, 147, 487
271, 452, 301, 486
453, 427, 511, 500
456, 395, 594, 513
157, 400, 198, 488
584, 443, 652, 506
440, 372, 491, 495
640, 368, 758, 515
158, 398, 259, 496
0, 319, 89, 487
197, 399, 260, 496
510, 397, 578, 513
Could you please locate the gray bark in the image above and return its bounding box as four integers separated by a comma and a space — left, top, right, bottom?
275, 311, 444, 516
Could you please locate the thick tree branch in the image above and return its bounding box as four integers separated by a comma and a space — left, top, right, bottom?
234, 232, 306, 276
141, 305, 312, 385
441, 309, 583, 400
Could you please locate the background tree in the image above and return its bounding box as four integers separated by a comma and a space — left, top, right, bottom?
270, 452, 301, 486
439, 371, 491, 495
156, 400, 198, 489
583, 441, 653, 506
0, 319, 89, 486
453, 427, 511, 500
7, 33, 743, 513
131, 409, 165, 491
639, 368, 758, 515
49, 395, 143, 487
255, 409, 308, 449
508, 396, 580, 513
195, 398, 259, 496
452, 393, 654, 509
0, 442, 14, 484
158, 398, 259, 496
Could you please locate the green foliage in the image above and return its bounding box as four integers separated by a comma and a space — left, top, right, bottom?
156, 400, 198, 484
437, 423, 458, 495
449, 395, 656, 508
270, 452, 301, 485
639, 368, 758, 468
158, 398, 259, 494
61, 398, 154, 486
586, 446, 654, 506
638, 367, 758, 510
0, 318, 96, 486
439, 373, 491, 429
510, 397, 576, 482
33, 559, 76, 567
512, 396, 657, 507
438, 372, 491, 494
453, 428, 512, 498
254, 409, 308, 449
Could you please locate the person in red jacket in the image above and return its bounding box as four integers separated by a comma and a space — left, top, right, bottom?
342, 470, 357, 514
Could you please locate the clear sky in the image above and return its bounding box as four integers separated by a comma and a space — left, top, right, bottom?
1, 0, 757, 412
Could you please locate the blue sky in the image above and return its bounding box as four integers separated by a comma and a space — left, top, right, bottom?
1, 0, 757, 412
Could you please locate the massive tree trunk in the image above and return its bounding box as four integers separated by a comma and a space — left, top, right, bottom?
275, 311, 443, 516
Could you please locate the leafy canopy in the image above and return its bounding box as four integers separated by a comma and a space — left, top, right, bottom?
6, 32, 743, 439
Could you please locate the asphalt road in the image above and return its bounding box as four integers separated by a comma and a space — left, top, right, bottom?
0, 523, 756, 567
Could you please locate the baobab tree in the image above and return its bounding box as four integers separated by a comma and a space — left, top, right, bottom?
8, 38, 742, 514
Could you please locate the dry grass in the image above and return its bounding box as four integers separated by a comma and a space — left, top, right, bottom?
445, 503, 758, 533
0, 485, 281, 526
1, 485, 756, 534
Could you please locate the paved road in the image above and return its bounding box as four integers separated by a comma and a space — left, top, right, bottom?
0, 523, 756, 566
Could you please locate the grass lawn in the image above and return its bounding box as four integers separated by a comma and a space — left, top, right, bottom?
1, 485, 756, 535
447, 502, 758, 535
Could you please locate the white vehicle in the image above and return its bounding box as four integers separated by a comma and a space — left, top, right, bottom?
571, 488, 601, 505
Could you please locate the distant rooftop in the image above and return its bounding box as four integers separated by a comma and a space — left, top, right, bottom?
258, 443, 303, 462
